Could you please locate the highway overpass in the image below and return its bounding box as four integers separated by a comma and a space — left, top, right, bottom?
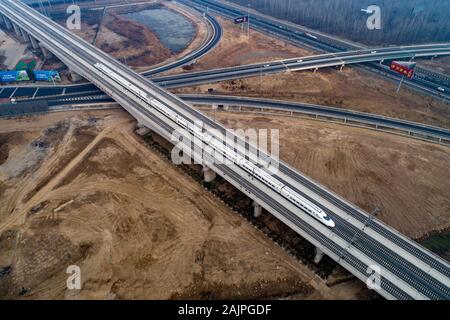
1, 44, 450, 101
0, 0, 449, 300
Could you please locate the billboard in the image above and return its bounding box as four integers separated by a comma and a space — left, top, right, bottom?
234, 15, 249, 24
33, 70, 61, 82
0, 70, 30, 83
390, 61, 416, 79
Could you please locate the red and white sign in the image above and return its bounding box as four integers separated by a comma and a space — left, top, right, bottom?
390, 61, 416, 79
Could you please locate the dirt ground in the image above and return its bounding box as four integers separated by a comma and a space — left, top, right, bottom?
0, 110, 370, 300
97, 12, 172, 67
202, 109, 450, 239
61, 3, 171, 68
420, 56, 450, 75
162, 16, 311, 76
0, 30, 41, 70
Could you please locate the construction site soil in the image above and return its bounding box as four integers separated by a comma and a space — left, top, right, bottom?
202, 110, 450, 241
0, 110, 374, 300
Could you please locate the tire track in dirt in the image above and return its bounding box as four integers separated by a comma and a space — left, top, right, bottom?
0, 117, 129, 234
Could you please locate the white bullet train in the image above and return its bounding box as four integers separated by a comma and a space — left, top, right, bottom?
94, 63, 336, 228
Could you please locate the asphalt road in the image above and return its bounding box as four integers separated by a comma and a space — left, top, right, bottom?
1, 44, 449, 102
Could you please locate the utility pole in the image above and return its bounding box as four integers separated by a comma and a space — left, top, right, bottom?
247, 4, 250, 40
396, 75, 405, 93
338, 207, 381, 262
259, 65, 262, 93
38, 0, 48, 17
212, 104, 217, 122
360, 207, 381, 232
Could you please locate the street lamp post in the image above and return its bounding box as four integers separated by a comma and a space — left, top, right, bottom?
338, 207, 381, 262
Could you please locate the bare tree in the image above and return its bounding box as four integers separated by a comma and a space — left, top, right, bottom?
230, 0, 450, 45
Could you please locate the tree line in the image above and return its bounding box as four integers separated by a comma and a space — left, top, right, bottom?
230, 0, 450, 46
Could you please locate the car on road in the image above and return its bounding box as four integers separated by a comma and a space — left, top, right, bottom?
437, 86, 445, 92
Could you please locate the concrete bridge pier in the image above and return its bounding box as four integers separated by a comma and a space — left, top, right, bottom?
20, 28, 30, 43
313, 247, 324, 264
41, 45, 54, 59
69, 69, 83, 82
12, 22, 23, 40
0, 14, 6, 27
136, 122, 151, 136
30, 36, 40, 50
202, 166, 216, 182
253, 201, 262, 218
4, 17, 12, 30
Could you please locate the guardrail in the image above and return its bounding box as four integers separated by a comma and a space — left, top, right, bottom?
3, 93, 448, 146
179, 95, 450, 146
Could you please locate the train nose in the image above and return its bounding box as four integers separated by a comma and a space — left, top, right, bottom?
328, 220, 336, 228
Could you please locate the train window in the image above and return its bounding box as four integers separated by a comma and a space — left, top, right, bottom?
323, 216, 331, 221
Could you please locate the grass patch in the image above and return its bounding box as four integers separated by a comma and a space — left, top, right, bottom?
420, 231, 450, 261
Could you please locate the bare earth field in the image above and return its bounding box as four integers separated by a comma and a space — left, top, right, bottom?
204, 110, 450, 239
419, 56, 450, 75
97, 12, 172, 68
0, 110, 368, 300
64, 4, 171, 69
0, 30, 39, 70
163, 16, 311, 76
